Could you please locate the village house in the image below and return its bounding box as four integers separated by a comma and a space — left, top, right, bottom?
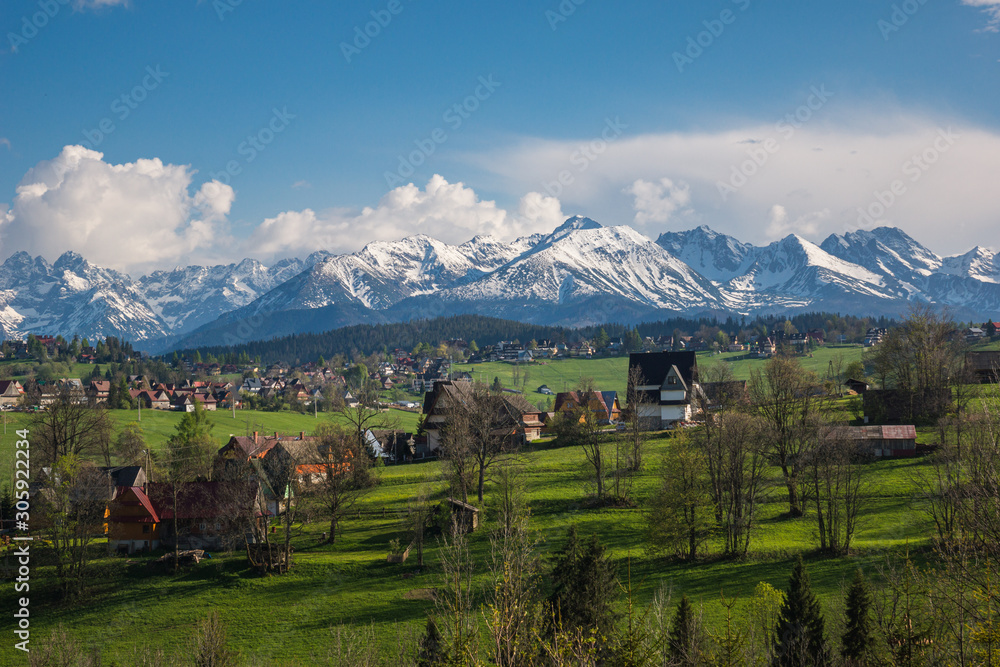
628, 351, 703, 429
88, 380, 110, 404
837, 424, 918, 458
107, 485, 161, 554
0, 380, 24, 408
421, 380, 545, 453
967, 351, 1000, 384
553, 390, 621, 424
364, 429, 416, 462
144, 481, 269, 551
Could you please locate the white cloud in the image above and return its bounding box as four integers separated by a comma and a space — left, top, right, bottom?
291, 180, 312, 190
627, 177, 691, 226
245, 175, 565, 258
468, 115, 1000, 255
962, 0, 1000, 30
1, 145, 233, 274
0, 138, 10, 151
73, 0, 130, 9
766, 205, 831, 238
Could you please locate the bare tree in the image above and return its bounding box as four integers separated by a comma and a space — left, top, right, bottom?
31, 390, 112, 468
439, 383, 519, 503
694, 362, 744, 524
37, 456, 108, 598
190, 610, 238, 667
561, 405, 609, 502
645, 433, 713, 560
807, 425, 868, 554
714, 412, 771, 557
113, 421, 146, 466
336, 377, 398, 456
428, 518, 479, 665
484, 462, 542, 667
622, 364, 653, 472
748, 356, 820, 516
309, 422, 377, 544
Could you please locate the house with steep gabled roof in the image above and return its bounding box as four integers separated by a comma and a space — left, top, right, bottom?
107, 485, 161, 554
553, 390, 621, 424
421, 381, 544, 452
628, 351, 703, 429
0, 380, 24, 407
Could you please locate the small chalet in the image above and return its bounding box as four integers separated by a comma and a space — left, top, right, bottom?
145, 481, 269, 551
967, 351, 1000, 383
89, 380, 111, 404
0, 380, 24, 407
446, 497, 480, 533
628, 351, 703, 429
422, 381, 544, 452
839, 425, 917, 458
844, 378, 870, 394
553, 390, 621, 424
107, 485, 160, 554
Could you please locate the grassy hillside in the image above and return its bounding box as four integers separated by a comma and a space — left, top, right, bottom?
0, 408, 420, 491
470, 345, 865, 399
1, 429, 938, 665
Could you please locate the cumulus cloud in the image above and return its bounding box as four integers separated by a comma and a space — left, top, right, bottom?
766, 205, 831, 239
1, 145, 233, 274
467, 115, 1000, 255
962, 0, 1000, 30
245, 174, 564, 258
627, 177, 691, 226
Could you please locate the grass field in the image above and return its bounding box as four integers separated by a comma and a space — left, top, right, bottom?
0, 427, 938, 665
0, 407, 421, 492
469, 345, 865, 399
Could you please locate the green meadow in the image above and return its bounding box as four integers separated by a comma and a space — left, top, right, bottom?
1, 426, 938, 665
469, 345, 864, 398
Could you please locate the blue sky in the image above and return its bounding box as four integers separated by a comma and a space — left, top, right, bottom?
1, 0, 999, 274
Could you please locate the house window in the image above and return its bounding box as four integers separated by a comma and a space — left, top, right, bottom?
199, 522, 206, 531
214, 521, 221, 531
668, 376, 677, 385
142, 525, 150, 534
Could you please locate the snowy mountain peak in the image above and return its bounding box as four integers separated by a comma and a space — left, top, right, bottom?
53, 250, 88, 272
821, 226, 942, 279
940, 246, 1000, 284
655, 226, 753, 282
544, 216, 602, 242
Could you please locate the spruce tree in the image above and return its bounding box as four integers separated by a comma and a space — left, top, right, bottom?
548, 528, 618, 641
841, 569, 876, 665
668, 594, 701, 666
772, 557, 830, 667
417, 617, 447, 667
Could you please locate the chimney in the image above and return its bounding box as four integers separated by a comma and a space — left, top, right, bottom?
253, 431, 258, 444
274, 431, 279, 439
300, 431, 305, 440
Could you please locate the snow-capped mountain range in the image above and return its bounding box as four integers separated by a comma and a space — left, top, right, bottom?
1, 217, 996, 352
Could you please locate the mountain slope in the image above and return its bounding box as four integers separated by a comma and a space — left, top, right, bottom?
0, 251, 169, 341
656, 225, 754, 282
0, 218, 996, 348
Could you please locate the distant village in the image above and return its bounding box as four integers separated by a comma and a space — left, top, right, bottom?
2, 319, 998, 418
